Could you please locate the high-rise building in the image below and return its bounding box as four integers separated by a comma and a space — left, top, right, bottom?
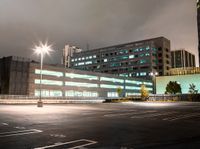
171, 49, 195, 68
68, 37, 171, 79
62, 45, 82, 68
197, 0, 200, 66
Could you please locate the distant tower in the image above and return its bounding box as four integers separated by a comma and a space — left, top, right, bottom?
86, 43, 90, 51
197, 0, 200, 66
62, 45, 82, 68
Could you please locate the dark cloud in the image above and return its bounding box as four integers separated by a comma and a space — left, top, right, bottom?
0, 0, 198, 65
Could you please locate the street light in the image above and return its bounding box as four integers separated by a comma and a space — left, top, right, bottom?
149, 71, 158, 94
33, 41, 53, 107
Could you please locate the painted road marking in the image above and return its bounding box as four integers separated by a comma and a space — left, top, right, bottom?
82, 109, 137, 115
0, 129, 42, 137
163, 113, 200, 121
15, 126, 26, 129
50, 134, 66, 138
2, 123, 8, 126
104, 110, 156, 117
34, 139, 97, 149
131, 112, 177, 119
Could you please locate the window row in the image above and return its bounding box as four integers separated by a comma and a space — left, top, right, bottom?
34, 90, 98, 97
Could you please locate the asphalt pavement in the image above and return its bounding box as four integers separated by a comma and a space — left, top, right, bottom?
0, 102, 200, 149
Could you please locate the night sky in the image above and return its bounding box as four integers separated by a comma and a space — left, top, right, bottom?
0, 0, 198, 65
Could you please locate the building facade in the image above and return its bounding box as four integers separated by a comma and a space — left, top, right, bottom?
69, 37, 171, 79
62, 45, 82, 68
0, 56, 30, 95
171, 49, 195, 68
197, 0, 200, 66
0, 56, 153, 98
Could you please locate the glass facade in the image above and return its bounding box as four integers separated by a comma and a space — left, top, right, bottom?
65, 90, 98, 97
35, 90, 62, 97
34, 68, 153, 98
100, 84, 124, 89
100, 77, 124, 83
35, 69, 63, 77
65, 73, 98, 80
35, 79, 63, 86
65, 81, 98, 88
107, 92, 119, 97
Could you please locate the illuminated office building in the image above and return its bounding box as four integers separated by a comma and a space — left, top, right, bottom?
69, 37, 171, 79
197, 0, 200, 65
0, 56, 153, 98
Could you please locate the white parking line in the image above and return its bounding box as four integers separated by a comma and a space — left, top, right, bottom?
131, 112, 177, 119
15, 126, 26, 129
2, 123, 8, 126
104, 110, 156, 117
34, 139, 97, 149
163, 113, 200, 121
0, 129, 42, 137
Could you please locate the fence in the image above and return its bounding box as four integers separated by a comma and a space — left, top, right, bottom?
127, 94, 200, 101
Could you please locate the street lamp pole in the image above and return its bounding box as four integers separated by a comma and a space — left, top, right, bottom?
38, 52, 43, 107
149, 71, 158, 94
33, 42, 53, 107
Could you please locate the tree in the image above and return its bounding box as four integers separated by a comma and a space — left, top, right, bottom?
116, 87, 123, 97
140, 84, 149, 100
165, 81, 182, 94
188, 83, 198, 94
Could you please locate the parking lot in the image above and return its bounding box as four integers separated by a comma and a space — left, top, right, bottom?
0, 102, 200, 149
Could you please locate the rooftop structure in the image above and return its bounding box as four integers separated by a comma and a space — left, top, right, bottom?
171, 49, 195, 68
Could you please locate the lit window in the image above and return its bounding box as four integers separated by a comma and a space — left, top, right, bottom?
140, 72, 147, 76
78, 58, 81, 61
100, 84, 124, 89
125, 86, 140, 90
143, 82, 153, 86
85, 61, 92, 65
93, 55, 96, 58
35, 79, 63, 86
145, 53, 150, 56
35, 69, 63, 77
65, 73, 98, 80
146, 46, 150, 50
89, 56, 92, 59
104, 59, 108, 62
107, 92, 118, 97
71, 59, 74, 62
100, 77, 124, 83
65, 81, 98, 88
65, 90, 98, 97
125, 80, 142, 84
82, 57, 85, 60
35, 90, 62, 97
78, 62, 85, 65
126, 92, 140, 96
129, 55, 135, 59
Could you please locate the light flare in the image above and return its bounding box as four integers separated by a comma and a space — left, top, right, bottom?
33, 41, 53, 56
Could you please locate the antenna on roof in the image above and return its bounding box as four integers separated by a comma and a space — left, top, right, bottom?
86, 43, 90, 51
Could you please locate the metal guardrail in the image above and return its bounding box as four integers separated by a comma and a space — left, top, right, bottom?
0, 95, 105, 100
